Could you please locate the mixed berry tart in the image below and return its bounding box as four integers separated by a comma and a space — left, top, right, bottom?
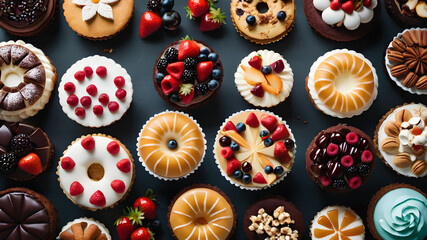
0, 0, 57, 36
214, 110, 296, 190
153, 38, 223, 110
305, 125, 376, 192
0, 121, 53, 181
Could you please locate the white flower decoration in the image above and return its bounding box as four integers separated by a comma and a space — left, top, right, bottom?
72, 0, 119, 21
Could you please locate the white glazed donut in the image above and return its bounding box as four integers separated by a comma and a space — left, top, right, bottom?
58, 134, 135, 210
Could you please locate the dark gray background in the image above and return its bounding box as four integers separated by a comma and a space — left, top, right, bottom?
0, 0, 426, 239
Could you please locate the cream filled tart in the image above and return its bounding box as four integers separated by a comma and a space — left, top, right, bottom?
58, 217, 111, 240
306, 49, 378, 118
235, 50, 294, 107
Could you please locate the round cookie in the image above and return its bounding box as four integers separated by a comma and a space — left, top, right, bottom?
0, 40, 57, 122
214, 110, 296, 190
303, 0, 379, 41
0, 121, 54, 181
374, 103, 427, 178
58, 55, 133, 128
306, 125, 376, 193
384, 0, 427, 28
168, 184, 236, 240
0, 187, 58, 240
230, 0, 296, 44
58, 217, 111, 240
384, 28, 427, 95
153, 39, 223, 110
310, 206, 365, 240
367, 183, 427, 240
137, 111, 206, 180
235, 50, 294, 107
0, 0, 58, 36
306, 49, 378, 118
63, 0, 134, 40
58, 134, 135, 211
244, 197, 304, 240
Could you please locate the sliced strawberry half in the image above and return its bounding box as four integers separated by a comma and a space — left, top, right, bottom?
253, 172, 267, 184
179, 84, 195, 104
167, 62, 185, 80
248, 54, 262, 70
271, 124, 290, 141
223, 121, 237, 131
246, 112, 259, 127
161, 75, 180, 95
226, 158, 241, 175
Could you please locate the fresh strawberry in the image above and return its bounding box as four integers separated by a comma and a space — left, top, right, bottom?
260, 114, 278, 132
81, 136, 95, 150
252, 172, 267, 184
89, 190, 106, 207
134, 189, 157, 220
139, 11, 162, 39
248, 54, 262, 70
69, 181, 84, 196
131, 227, 154, 240
187, 0, 210, 18
341, 1, 354, 14
274, 142, 288, 157
161, 75, 180, 95
196, 61, 213, 82
363, 0, 372, 7
179, 84, 195, 104
199, 8, 226, 32
117, 158, 131, 173
18, 153, 42, 175
223, 121, 237, 131
111, 180, 126, 193
250, 85, 264, 98
245, 112, 259, 127
178, 39, 200, 60
115, 207, 144, 240
330, 0, 341, 10
271, 124, 290, 141
269, 60, 285, 73
166, 62, 185, 80
226, 158, 241, 175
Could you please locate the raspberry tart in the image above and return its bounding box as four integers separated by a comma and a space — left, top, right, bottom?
57, 134, 135, 211
214, 110, 296, 190
153, 38, 223, 110
0, 40, 57, 122
306, 125, 376, 192
58, 55, 133, 128
58, 218, 111, 240
0, 121, 53, 181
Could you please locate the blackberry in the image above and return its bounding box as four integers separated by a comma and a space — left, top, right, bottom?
184, 58, 198, 70
157, 58, 168, 74
346, 166, 358, 175
0, 153, 18, 174
10, 134, 33, 157
195, 83, 209, 95
332, 178, 347, 190
182, 70, 197, 83
358, 164, 370, 176
147, 0, 161, 12
164, 47, 178, 63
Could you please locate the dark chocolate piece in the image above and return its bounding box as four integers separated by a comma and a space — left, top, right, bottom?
19, 52, 41, 70
30, 128, 48, 147
11, 45, 29, 65
33, 147, 50, 165
19, 83, 43, 105
16, 124, 34, 135
24, 65, 46, 86
1, 91, 26, 111
0, 124, 12, 147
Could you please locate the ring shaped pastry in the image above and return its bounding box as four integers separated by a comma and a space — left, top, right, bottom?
137, 111, 206, 180
307, 49, 378, 118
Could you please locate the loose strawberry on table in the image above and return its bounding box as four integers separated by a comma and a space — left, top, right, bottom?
140, 0, 181, 39
186, 0, 226, 32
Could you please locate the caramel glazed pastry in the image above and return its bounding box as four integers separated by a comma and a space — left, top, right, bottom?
59, 218, 110, 240
376, 103, 427, 177
230, 0, 296, 44
385, 28, 427, 94
0, 40, 56, 122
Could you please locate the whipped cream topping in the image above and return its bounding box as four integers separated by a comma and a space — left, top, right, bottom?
399, 117, 427, 153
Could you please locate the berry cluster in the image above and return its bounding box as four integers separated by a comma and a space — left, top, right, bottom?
309, 127, 374, 190
186, 0, 226, 32
156, 38, 221, 106
139, 0, 181, 38
0, 0, 47, 24
329, 0, 373, 14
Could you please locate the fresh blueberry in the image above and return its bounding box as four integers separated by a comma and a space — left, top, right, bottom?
261, 65, 272, 75
260, 130, 269, 137
156, 73, 165, 83
277, 11, 286, 21
200, 47, 211, 56
264, 138, 273, 147
169, 92, 180, 102
208, 79, 219, 90
264, 165, 273, 174
168, 139, 178, 149
236, 122, 246, 133
242, 174, 252, 184
230, 142, 240, 151
162, 10, 181, 31
246, 15, 256, 25
274, 166, 284, 175
161, 0, 174, 11
198, 54, 208, 61
233, 169, 243, 179
208, 53, 218, 63
212, 69, 221, 79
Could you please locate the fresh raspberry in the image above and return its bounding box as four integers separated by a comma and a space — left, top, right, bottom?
115, 89, 127, 100
75, 107, 85, 118
61, 157, 75, 170
64, 82, 76, 94
107, 141, 120, 155
84, 66, 93, 77
67, 94, 79, 107
348, 176, 362, 189
326, 143, 339, 157
346, 132, 359, 145
96, 66, 107, 77
98, 93, 110, 105
93, 105, 103, 115
361, 150, 373, 163
86, 84, 98, 96
319, 175, 331, 187
220, 147, 233, 159
116, 159, 131, 173
111, 180, 126, 193
340, 155, 353, 168
114, 76, 125, 88
89, 190, 106, 207
74, 71, 85, 81
80, 96, 92, 108
70, 181, 84, 196
81, 136, 95, 150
